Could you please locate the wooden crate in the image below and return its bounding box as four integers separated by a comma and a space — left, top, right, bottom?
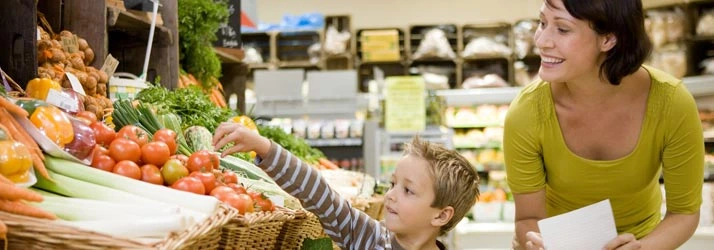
276, 30, 322, 68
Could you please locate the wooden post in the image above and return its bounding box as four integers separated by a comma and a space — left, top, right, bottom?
220, 62, 248, 114
63, 0, 107, 70
151, 1, 179, 89
0, 0, 37, 88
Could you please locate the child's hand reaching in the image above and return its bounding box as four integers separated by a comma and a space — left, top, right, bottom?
213, 122, 271, 158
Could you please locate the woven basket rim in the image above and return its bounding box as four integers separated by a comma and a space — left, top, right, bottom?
0, 203, 236, 249
228, 206, 295, 226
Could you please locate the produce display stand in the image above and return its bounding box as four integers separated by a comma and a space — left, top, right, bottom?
0, 204, 236, 250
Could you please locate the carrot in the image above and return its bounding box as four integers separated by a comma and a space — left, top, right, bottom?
0, 97, 28, 118
0, 182, 43, 202
0, 175, 13, 186
318, 158, 339, 170
0, 200, 56, 220
0, 124, 14, 141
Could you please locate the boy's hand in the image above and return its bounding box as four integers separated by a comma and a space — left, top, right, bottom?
602, 233, 641, 250
525, 231, 544, 250
213, 122, 271, 158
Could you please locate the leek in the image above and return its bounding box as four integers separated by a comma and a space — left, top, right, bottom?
33, 195, 183, 221
43, 155, 220, 215
57, 215, 191, 238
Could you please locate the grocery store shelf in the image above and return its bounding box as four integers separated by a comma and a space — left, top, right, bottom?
449, 122, 503, 128
437, 87, 522, 106
305, 138, 363, 147
684, 75, 714, 97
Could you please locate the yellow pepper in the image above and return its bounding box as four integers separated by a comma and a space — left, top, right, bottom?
26, 78, 61, 101
30, 106, 74, 147
230, 115, 258, 158
0, 141, 32, 183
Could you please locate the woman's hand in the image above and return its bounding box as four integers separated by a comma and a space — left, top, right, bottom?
602, 233, 641, 250
212, 122, 271, 158
525, 231, 544, 250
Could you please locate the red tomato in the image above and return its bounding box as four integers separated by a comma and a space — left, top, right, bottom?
108, 138, 141, 163
117, 125, 150, 147
224, 194, 254, 215
92, 154, 115, 172
140, 164, 164, 185
171, 177, 205, 195
113, 160, 141, 180
91, 145, 109, 161
255, 197, 274, 212
90, 122, 116, 147
153, 129, 178, 155
141, 141, 170, 166
210, 186, 237, 201
247, 191, 265, 202
77, 111, 98, 123
222, 171, 238, 184
170, 154, 189, 166
189, 171, 217, 195
186, 150, 219, 173
227, 183, 247, 195
161, 159, 189, 185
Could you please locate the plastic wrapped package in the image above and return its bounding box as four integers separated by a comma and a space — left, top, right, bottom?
646, 9, 686, 48
462, 74, 509, 89
308, 43, 322, 64
292, 119, 307, 139
413, 65, 453, 90
412, 29, 457, 60
349, 120, 363, 138
701, 58, 714, 75
462, 37, 512, 58
323, 25, 351, 55
334, 120, 350, 139
697, 10, 714, 36
243, 47, 264, 64
514, 61, 539, 86
320, 121, 335, 139
649, 48, 687, 78
513, 20, 539, 59
307, 121, 322, 139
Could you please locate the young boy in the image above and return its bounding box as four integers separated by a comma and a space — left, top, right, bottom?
213, 122, 480, 250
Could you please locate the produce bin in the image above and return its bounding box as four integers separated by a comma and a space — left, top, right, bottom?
218, 208, 294, 250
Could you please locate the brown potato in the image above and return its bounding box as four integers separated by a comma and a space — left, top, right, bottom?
97, 70, 109, 83
50, 40, 62, 49
97, 83, 107, 97
84, 48, 95, 65
37, 40, 52, 51
59, 30, 73, 38
78, 38, 89, 50
85, 86, 97, 97
85, 75, 98, 90
50, 48, 66, 62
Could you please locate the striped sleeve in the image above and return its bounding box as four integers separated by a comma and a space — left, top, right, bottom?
257, 142, 388, 249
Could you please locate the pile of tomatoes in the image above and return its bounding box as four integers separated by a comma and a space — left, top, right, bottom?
89, 123, 273, 214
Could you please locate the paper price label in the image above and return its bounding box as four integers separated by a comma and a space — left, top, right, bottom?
65, 72, 86, 96
61, 36, 79, 53
100, 54, 120, 78
46, 89, 79, 113
37, 27, 41, 41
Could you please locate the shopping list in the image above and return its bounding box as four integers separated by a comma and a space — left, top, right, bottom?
538, 199, 618, 250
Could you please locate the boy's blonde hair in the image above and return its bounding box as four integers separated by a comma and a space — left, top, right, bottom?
403, 136, 480, 235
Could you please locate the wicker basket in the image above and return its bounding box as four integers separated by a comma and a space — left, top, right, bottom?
218, 208, 294, 250
275, 208, 327, 250
362, 196, 385, 221
0, 203, 236, 250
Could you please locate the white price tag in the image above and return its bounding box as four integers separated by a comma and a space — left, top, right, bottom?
46, 89, 79, 113
37, 27, 41, 41
65, 72, 86, 96
100, 54, 120, 78
61, 36, 79, 53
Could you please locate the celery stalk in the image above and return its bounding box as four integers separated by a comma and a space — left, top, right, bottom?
57, 215, 191, 238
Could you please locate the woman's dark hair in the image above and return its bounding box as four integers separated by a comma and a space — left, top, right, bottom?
545, 0, 652, 85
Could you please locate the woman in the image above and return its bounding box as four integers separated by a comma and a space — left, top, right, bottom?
503, 0, 704, 249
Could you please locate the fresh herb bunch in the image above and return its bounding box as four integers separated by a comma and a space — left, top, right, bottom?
135, 85, 234, 132
178, 0, 229, 88
258, 125, 325, 164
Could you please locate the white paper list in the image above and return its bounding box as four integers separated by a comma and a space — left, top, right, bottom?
538, 199, 618, 250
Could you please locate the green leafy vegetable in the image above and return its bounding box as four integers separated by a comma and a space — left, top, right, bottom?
178, 0, 229, 87
135, 85, 234, 132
